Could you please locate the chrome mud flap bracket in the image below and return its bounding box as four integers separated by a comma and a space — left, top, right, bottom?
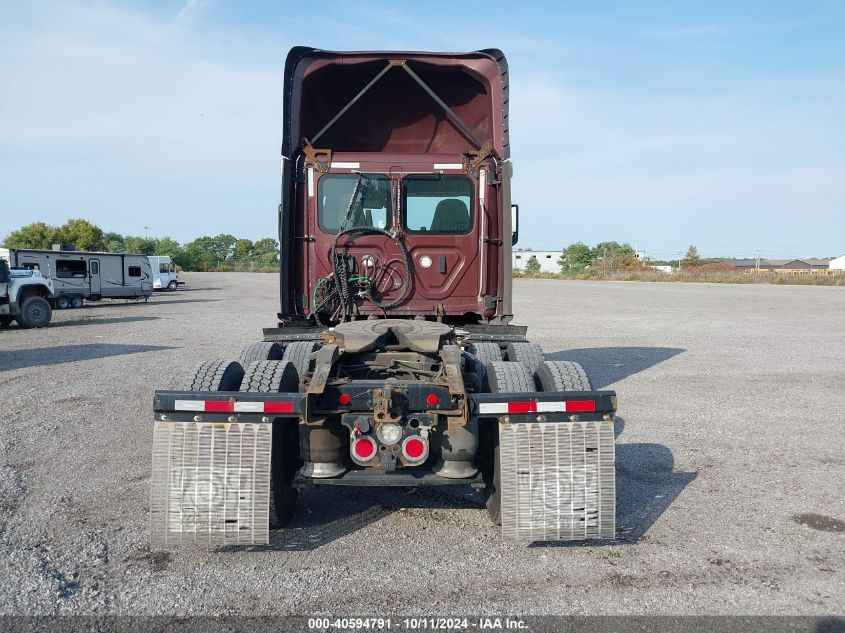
150, 420, 272, 547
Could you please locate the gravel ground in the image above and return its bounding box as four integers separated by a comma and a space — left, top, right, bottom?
0, 274, 843, 616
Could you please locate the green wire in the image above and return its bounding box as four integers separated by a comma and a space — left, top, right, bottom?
312, 275, 371, 312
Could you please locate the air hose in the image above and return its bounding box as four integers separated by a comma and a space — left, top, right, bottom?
315, 226, 412, 320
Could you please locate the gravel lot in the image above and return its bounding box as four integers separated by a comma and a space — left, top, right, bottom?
0, 274, 843, 616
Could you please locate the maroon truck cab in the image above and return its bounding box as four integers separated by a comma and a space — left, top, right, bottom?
279, 48, 516, 326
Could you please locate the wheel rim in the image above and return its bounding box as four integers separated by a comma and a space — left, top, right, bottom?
30, 305, 43, 320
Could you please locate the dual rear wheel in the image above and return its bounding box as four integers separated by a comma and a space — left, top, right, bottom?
482, 359, 593, 525
183, 349, 305, 529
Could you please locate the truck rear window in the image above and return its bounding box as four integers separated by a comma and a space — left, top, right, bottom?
403, 176, 473, 234
318, 174, 392, 234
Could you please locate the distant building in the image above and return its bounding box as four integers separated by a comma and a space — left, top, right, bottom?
829, 255, 845, 270
513, 249, 560, 273
724, 258, 831, 272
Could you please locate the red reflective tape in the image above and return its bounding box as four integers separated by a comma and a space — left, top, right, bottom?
507, 401, 537, 414
204, 400, 234, 413
566, 400, 596, 413
263, 401, 295, 414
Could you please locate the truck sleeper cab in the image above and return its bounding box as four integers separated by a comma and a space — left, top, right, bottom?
150, 48, 618, 547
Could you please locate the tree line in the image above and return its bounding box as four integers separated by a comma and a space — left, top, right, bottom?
2, 219, 279, 271
523, 242, 711, 275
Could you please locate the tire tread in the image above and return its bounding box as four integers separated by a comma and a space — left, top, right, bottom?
183, 359, 245, 391
467, 342, 502, 364
534, 360, 592, 391
504, 342, 545, 373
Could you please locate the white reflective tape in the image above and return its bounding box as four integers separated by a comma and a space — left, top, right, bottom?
537, 401, 567, 413
331, 162, 360, 169
478, 402, 508, 415
433, 163, 463, 170
480, 168, 486, 202
307, 167, 314, 197
233, 401, 264, 413
174, 400, 204, 412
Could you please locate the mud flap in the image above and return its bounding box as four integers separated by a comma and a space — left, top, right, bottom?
499, 420, 615, 541
150, 421, 272, 547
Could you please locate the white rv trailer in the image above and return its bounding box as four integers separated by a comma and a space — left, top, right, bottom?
148, 255, 184, 291
0, 248, 153, 307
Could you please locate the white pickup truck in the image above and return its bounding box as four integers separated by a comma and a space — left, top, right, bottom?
0, 258, 55, 328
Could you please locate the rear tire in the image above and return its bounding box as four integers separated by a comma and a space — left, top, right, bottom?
466, 342, 502, 364
484, 360, 535, 393
183, 359, 244, 391
534, 360, 592, 392
281, 341, 318, 379
56, 296, 70, 310
70, 295, 84, 309
239, 360, 300, 528
505, 342, 545, 373
483, 361, 535, 525
239, 341, 283, 368
240, 360, 299, 393
269, 420, 299, 528
17, 296, 52, 328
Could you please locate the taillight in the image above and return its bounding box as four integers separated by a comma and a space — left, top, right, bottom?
426, 393, 439, 406
351, 436, 376, 462
338, 393, 352, 406
401, 436, 428, 464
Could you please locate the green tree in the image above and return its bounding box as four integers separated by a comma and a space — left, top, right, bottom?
209, 234, 237, 264
525, 255, 541, 273
102, 231, 125, 252
251, 237, 279, 267
592, 241, 636, 275
2, 222, 57, 249
681, 244, 701, 268
154, 236, 182, 256
122, 236, 157, 255
179, 237, 216, 271
558, 242, 593, 273
592, 241, 636, 260
52, 218, 105, 251
233, 238, 254, 262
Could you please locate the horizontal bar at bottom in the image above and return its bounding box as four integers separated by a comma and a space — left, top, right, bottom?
305, 469, 482, 487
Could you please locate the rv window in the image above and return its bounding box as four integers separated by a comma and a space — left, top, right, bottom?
90, 261, 99, 274
159, 263, 172, 273
403, 176, 473, 234
56, 260, 87, 278
22, 263, 39, 270
128, 266, 141, 277
318, 174, 392, 234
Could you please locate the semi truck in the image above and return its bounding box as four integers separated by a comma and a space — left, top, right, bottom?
150, 48, 618, 545
0, 248, 153, 307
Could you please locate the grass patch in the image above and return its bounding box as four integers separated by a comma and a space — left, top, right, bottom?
513, 270, 845, 286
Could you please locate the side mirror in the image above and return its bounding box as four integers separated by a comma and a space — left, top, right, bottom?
511, 204, 519, 245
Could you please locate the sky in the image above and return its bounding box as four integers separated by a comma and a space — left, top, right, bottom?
1, 1, 843, 259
